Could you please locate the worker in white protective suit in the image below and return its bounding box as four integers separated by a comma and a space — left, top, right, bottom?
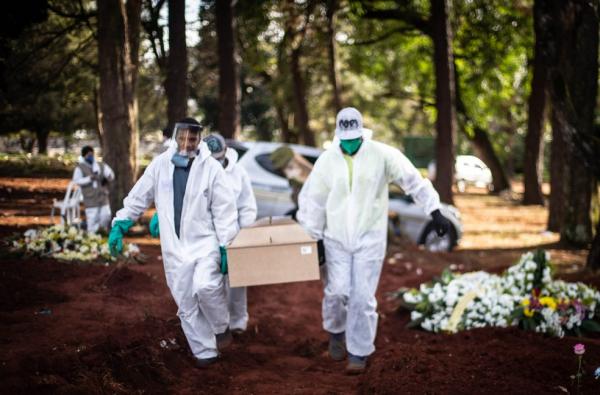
297, 107, 451, 374
204, 133, 257, 333
72, 145, 115, 233
107, 118, 239, 367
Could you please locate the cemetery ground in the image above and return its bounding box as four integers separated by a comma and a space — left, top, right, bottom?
1, 176, 599, 394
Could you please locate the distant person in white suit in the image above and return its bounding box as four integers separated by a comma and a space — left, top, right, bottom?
72, 145, 114, 233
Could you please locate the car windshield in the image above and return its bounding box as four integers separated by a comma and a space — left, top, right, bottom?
301, 154, 318, 165
256, 153, 285, 178
228, 143, 248, 159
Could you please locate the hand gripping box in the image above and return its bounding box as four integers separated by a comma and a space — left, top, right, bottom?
227, 217, 320, 287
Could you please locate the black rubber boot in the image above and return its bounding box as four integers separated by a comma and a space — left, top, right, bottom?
216, 327, 233, 349
346, 353, 367, 374
328, 332, 346, 361
195, 356, 218, 368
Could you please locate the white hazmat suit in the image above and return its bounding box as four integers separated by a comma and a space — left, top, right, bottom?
298, 138, 441, 357
113, 142, 239, 359
221, 147, 257, 331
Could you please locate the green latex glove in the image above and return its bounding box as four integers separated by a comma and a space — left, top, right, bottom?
108, 219, 135, 256
220, 245, 228, 275
149, 212, 160, 238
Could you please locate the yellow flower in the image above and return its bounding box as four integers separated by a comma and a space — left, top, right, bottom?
539, 296, 557, 311
524, 308, 534, 317
558, 298, 569, 306
521, 298, 530, 307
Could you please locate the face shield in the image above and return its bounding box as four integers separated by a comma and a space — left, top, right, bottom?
172, 122, 204, 158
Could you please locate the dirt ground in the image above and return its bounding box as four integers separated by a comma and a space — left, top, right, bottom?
1, 177, 599, 394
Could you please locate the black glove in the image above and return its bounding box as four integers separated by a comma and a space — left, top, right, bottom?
317, 239, 325, 266
101, 177, 109, 186
430, 209, 450, 237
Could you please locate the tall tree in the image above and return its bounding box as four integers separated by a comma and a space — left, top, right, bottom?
284, 0, 316, 147
326, 0, 342, 112
522, 0, 547, 206
453, 64, 512, 194
216, 0, 240, 139
97, 0, 141, 212
360, 0, 514, 196
539, 0, 599, 267
0, 1, 97, 154
430, 0, 456, 204
165, 0, 187, 132
547, 106, 567, 232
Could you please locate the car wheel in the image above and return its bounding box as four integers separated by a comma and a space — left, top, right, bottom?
420, 222, 457, 252
456, 179, 466, 193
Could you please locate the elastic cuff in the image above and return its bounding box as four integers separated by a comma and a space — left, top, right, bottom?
348, 352, 367, 361
195, 350, 219, 359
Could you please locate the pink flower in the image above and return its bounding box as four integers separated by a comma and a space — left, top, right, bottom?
574, 344, 585, 355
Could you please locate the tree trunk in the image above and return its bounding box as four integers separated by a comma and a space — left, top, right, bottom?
454, 62, 512, 193
290, 47, 315, 147
165, 0, 188, 132
538, 0, 598, 266
431, 0, 456, 205
216, 0, 240, 139
560, 154, 593, 247
470, 126, 511, 192
326, 0, 342, 112
126, 0, 141, 149
92, 84, 104, 147
589, 219, 600, 268
35, 128, 49, 155
275, 104, 293, 143
547, 106, 566, 232
522, 0, 547, 205
97, 0, 141, 213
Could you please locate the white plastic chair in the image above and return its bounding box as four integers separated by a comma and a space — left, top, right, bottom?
51, 182, 83, 227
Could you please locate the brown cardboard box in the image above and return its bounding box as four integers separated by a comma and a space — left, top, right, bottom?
227, 217, 320, 287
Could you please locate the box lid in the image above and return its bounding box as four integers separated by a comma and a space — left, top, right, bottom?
248, 216, 296, 228
229, 219, 315, 249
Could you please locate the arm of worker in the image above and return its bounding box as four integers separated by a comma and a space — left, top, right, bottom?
72, 167, 93, 186
210, 166, 240, 246
103, 162, 115, 182
297, 157, 330, 241
112, 158, 157, 225
384, 144, 441, 215
236, 168, 258, 228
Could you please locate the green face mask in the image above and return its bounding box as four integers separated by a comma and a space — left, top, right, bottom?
340, 138, 363, 155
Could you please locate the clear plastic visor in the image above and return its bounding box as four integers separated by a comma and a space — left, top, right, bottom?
172, 123, 203, 155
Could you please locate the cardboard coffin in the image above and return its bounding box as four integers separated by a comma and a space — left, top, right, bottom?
227, 217, 320, 287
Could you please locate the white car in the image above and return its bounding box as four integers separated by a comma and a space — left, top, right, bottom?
428, 155, 493, 193
228, 140, 462, 252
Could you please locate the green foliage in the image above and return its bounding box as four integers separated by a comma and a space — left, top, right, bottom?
453, 0, 533, 166
0, 1, 98, 139
0, 0, 553, 173
0, 152, 75, 177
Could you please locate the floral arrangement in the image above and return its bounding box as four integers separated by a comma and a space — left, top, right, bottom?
10, 225, 140, 263
400, 250, 600, 337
